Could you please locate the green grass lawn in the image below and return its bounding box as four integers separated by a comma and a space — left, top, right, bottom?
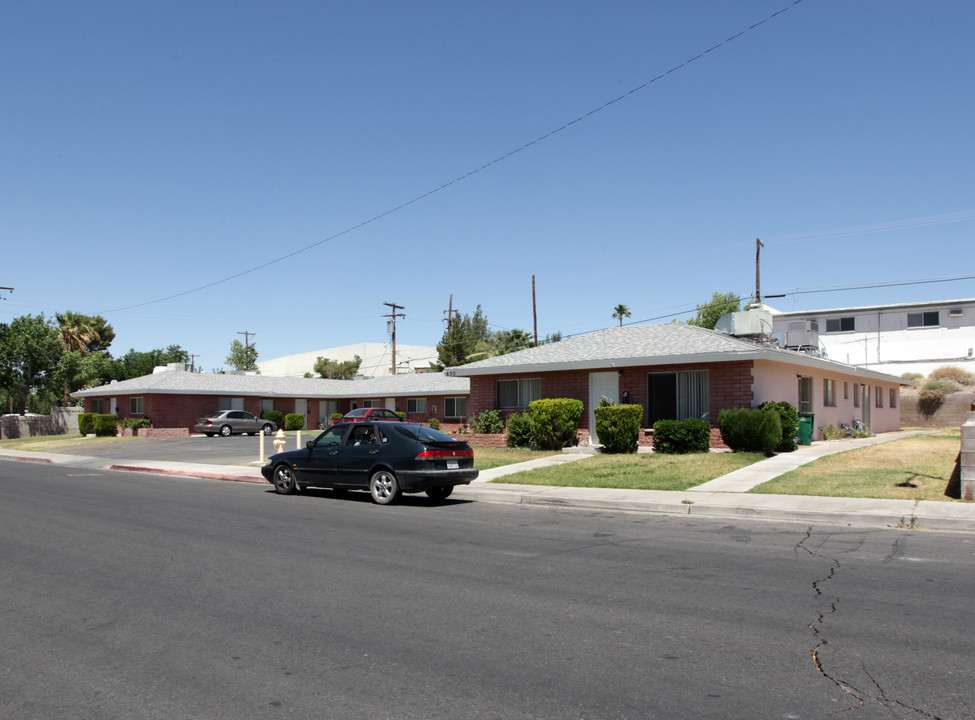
749, 429, 963, 502
492, 451, 766, 491
474, 447, 559, 471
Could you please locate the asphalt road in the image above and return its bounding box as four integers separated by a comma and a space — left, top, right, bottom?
2, 461, 974, 719
44, 433, 287, 466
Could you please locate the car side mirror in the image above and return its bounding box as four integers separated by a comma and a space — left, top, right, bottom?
306, 440, 314, 449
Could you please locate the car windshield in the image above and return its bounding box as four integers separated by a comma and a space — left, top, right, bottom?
391, 424, 461, 443
345, 408, 368, 418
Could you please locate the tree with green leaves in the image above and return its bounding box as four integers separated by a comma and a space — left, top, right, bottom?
226, 339, 259, 372
491, 328, 533, 356
313, 354, 362, 380
56, 312, 115, 354
612, 304, 632, 327
108, 345, 190, 381
0, 314, 64, 414
436, 305, 491, 368
687, 291, 741, 330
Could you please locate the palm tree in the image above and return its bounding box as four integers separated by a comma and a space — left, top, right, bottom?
612, 304, 631, 327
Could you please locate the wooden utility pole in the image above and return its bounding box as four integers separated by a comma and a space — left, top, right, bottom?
237, 330, 255, 346
755, 238, 764, 306
0, 286, 13, 300
443, 294, 458, 333
532, 275, 538, 346
189, 354, 199, 372
383, 302, 406, 375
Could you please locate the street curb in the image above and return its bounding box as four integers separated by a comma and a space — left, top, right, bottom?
106, 464, 266, 484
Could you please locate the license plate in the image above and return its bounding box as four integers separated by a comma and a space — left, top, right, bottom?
447, 460, 459, 470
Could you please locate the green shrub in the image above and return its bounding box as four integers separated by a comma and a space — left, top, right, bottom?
758, 401, 799, 453
78, 412, 96, 435
119, 417, 151, 430
331, 413, 344, 422
505, 412, 534, 448
427, 417, 441, 430
718, 408, 781, 455
820, 424, 844, 440
93, 414, 118, 437
469, 409, 504, 434
284, 413, 305, 431
929, 366, 975, 387
594, 404, 643, 453
261, 410, 284, 430
652, 418, 711, 454
396, 411, 407, 420
529, 398, 584, 450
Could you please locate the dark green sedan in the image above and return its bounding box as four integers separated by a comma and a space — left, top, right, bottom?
261, 421, 478, 505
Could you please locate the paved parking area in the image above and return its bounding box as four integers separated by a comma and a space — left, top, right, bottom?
42, 434, 297, 466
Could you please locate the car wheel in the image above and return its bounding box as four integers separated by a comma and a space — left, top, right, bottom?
369, 469, 401, 505
219, 425, 232, 437
273, 464, 299, 495
425, 485, 453, 501
262, 424, 274, 435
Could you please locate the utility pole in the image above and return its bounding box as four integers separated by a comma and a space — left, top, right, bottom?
443, 294, 459, 333
382, 302, 405, 375
0, 286, 13, 300
237, 330, 255, 346
189, 354, 199, 373
755, 238, 764, 306
532, 275, 538, 346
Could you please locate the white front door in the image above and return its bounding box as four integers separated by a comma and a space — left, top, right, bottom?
385, 397, 396, 411
588, 372, 619, 445
295, 399, 307, 426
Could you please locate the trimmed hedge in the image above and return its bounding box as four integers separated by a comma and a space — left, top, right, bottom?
652, 418, 712, 454
718, 408, 781, 455
758, 401, 799, 453
78, 412, 96, 435
93, 414, 118, 437
505, 412, 534, 448
529, 398, 584, 450
593, 404, 643, 453
284, 413, 305, 431
427, 417, 441, 430
261, 410, 284, 430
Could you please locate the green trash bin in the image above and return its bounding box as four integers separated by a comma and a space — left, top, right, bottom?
798, 413, 814, 445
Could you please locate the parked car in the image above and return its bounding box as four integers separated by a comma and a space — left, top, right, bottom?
337, 407, 405, 423
262, 421, 478, 504
195, 410, 275, 437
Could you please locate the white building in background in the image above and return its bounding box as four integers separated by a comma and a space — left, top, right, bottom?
769, 298, 975, 377
258, 342, 438, 378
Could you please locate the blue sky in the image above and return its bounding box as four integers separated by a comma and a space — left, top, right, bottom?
3, 0, 973, 373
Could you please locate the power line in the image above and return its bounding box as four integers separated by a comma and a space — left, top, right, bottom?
97, 0, 806, 315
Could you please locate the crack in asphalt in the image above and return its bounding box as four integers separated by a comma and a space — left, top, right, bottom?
796, 527, 945, 719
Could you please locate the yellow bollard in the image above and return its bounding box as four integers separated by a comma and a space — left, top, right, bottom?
296, 430, 301, 449
259, 431, 265, 464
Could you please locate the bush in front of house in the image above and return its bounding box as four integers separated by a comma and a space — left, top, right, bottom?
427, 417, 441, 430
119, 417, 151, 430
652, 418, 711, 454
758, 401, 799, 453
78, 412, 96, 435
505, 412, 534, 448
594, 404, 643, 453
261, 410, 284, 430
93, 414, 118, 437
718, 408, 781, 455
529, 398, 584, 450
284, 413, 305, 431
469, 409, 504, 434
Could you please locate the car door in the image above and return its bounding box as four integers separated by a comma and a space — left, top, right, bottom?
303, 425, 347, 486
238, 411, 260, 434
335, 423, 383, 487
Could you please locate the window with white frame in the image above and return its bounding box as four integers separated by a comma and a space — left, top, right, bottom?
907, 311, 939, 328
875, 386, 883, 408
496, 378, 541, 409
218, 397, 245, 410
889, 388, 897, 408
825, 317, 855, 333
647, 370, 709, 424
445, 397, 467, 418
362, 399, 381, 408
823, 379, 836, 407
130, 397, 144, 414
406, 398, 427, 414
798, 376, 813, 414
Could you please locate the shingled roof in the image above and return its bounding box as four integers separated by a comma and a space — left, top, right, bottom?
447, 323, 908, 383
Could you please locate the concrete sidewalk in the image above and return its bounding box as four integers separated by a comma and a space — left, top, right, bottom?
2, 431, 973, 532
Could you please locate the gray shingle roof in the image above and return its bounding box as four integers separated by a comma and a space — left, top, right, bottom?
72, 371, 469, 399
447, 323, 909, 383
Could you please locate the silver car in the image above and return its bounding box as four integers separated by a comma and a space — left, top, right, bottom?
194, 410, 275, 437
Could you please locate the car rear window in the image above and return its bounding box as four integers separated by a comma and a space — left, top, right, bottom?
391, 424, 462, 443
